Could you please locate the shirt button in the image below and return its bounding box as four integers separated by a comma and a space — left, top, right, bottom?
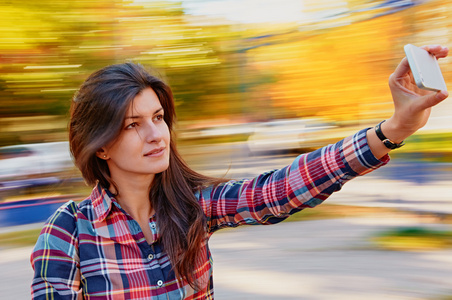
147, 254, 153, 260
157, 280, 163, 287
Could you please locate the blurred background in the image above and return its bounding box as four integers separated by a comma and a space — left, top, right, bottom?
0, 0, 451, 299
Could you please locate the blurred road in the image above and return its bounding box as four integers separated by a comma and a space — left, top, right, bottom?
1, 142, 451, 299
211, 216, 452, 300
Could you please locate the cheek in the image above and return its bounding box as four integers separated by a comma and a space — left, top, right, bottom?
108, 135, 141, 157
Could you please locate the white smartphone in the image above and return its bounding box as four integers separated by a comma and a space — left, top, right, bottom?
404, 44, 447, 92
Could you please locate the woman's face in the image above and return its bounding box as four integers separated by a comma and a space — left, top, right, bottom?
99, 88, 171, 183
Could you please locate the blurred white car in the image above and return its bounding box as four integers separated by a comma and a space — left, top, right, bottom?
247, 118, 335, 154
0, 142, 74, 181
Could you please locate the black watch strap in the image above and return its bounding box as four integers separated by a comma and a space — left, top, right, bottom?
375, 121, 405, 150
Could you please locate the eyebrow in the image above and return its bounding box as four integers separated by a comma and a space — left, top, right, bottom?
125, 107, 163, 120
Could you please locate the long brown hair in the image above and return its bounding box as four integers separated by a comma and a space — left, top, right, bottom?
70, 62, 221, 288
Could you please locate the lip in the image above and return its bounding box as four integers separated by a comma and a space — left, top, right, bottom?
144, 147, 165, 157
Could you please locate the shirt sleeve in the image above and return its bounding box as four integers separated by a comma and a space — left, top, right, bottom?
31, 200, 83, 299
198, 128, 389, 233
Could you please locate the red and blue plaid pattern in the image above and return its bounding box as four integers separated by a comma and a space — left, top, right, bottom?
31, 128, 388, 299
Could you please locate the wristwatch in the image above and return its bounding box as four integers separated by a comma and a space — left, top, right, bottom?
375, 120, 405, 150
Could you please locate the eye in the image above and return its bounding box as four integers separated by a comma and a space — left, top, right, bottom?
154, 114, 164, 122
125, 122, 138, 129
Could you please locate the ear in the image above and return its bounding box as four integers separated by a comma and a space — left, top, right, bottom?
96, 148, 109, 160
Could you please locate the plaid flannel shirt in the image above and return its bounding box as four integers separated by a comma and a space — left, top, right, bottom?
31, 129, 389, 299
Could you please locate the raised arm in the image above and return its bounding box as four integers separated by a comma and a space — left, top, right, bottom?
199, 45, 449, 234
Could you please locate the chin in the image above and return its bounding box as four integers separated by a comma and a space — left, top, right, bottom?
154, 161, 170, 174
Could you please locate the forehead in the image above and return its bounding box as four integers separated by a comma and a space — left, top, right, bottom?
127, 88, 161, 115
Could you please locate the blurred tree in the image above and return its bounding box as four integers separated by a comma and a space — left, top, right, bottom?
0, 0, 271, 145
0, 0, 450, 147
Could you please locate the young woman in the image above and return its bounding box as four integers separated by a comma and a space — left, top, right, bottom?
31, 45, 449, 299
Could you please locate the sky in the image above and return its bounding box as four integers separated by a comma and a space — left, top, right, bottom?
174, 0, 307, 23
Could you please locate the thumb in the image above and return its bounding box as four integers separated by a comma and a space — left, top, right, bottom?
418, 90, 449, 110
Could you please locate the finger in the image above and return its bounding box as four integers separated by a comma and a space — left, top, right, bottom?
421, 45, 449, 58
391, 57, 411, 79
417, 90, 449, 110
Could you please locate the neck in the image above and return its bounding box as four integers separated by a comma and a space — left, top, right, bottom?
110, 174, 155, 222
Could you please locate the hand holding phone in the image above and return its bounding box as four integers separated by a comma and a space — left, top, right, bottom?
404, 44, 447, 92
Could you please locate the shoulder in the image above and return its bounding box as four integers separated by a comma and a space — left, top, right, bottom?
33, 200, 81, 256
38, 198, 94, 239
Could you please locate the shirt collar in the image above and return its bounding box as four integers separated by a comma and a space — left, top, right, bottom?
91, 183, 116, 222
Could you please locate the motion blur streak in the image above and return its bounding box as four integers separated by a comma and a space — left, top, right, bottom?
1, 0, 451, 299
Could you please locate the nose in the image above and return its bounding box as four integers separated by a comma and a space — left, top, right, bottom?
144, 120, 163, 144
